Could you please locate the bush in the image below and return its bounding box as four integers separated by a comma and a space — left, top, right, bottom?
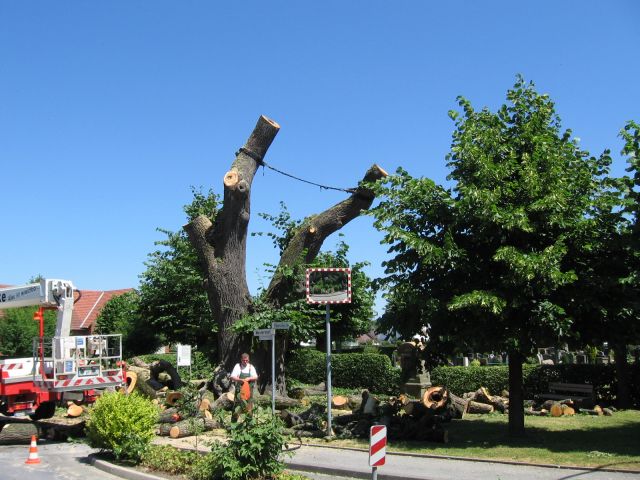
191, 409, 289, 480
142, 445, 201, 475
86, 392, 159, 461
287, 349, 400, 394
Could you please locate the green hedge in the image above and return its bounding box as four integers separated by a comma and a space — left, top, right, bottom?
432, 363, 640, 404
287, 349, 401, 394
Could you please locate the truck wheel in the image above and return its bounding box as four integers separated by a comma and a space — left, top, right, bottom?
30, 401, 56, 420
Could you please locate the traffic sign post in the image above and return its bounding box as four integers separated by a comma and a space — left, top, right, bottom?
369, 425, 387, 480
254, 329, 275, 414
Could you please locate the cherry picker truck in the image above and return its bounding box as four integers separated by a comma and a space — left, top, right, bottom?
0, 279, 125, 419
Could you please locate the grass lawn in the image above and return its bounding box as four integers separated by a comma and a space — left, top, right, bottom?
321, 410, 640, 471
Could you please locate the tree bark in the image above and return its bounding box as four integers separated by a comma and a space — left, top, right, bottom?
613, 342, 632, 409
508, 351, 525, 437
185, 115, 281, 371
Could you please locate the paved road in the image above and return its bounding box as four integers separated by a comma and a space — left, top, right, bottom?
286, 444, 640, 480
0, 441, 121, 480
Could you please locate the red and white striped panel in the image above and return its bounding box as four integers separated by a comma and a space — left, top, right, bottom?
305, 267, 352, 304
369, 425, 387, 467
0, 359, 34, 379
53, 374, 123, 389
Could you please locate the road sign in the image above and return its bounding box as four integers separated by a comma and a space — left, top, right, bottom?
253, 328, 275, 337
258, 334, 273, 341
272, 322, 291, 329
369, 425, 387, 467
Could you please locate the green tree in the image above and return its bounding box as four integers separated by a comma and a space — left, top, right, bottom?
564, 121, 640, 407
138, 188, 218, 357
0, 307, 56, 357
94, 290, 162, 357
371, 77, 605, 435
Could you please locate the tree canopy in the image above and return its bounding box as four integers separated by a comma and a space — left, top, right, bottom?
371, 76, 607, 435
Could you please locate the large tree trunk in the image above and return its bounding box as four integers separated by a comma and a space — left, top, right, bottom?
508, 351, 525, 437
613, 342, 632, 409
185, 115, 281, 371
185, 115, 387, 380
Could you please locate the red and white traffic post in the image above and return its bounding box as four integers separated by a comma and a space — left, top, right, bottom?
369, 425, 387, 479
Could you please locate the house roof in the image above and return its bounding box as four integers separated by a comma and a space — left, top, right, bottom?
0, 283, 133, 331
71, 288, 133, 331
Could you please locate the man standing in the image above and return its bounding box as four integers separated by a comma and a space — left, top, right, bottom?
230, 352, 258, 421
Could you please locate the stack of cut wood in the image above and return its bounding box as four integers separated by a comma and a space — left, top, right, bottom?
460, 387, 509, 414
525, 399, 615, 417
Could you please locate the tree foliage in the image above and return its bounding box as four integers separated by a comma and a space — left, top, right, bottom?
138, 188, 218, 355
0, 307, 56, 357
371, 76, 605, 434
94, 290, 162, 357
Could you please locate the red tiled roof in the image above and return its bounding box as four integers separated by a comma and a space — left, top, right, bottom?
0, 283, 133, 331
72, 288, 133, 332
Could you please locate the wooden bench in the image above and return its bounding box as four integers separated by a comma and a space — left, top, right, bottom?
539, 382, 595, 402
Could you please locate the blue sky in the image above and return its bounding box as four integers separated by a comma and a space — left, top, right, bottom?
1, 2, 639, 313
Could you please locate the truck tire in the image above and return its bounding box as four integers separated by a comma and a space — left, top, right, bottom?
150, 360, 182, 390
30, 401, 56, 420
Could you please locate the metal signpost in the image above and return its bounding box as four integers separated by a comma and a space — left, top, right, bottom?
254, 325, 289, 415
305, 267, 352, 437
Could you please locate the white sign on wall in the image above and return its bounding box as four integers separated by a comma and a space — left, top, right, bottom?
176, 344, 192, 367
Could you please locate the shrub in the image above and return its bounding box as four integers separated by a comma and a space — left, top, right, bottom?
191, 409, 290, 480
86, 391, 159, 461
287, 349, 400, 394
142, 445, 201, 475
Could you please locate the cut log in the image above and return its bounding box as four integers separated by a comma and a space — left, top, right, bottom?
130, 356, 150, 368
166, 392, 183, 406
473, 387, 493, 405
332, 395, 349, 410
561, 404, 575, 416
448, 393, 470, 419
550, 403, 563, 417
422, 386, 449, 410
525, 408, 546, 416
127, 365, 157, 399
361, 391, 380, 415
67, 403, 85, 418
168, 418, 221, 438
403, 400, 428, 417
198, 398, 211, 412
602, 408, 614, 416
211, 392, 235, 411
0, 422, 39, 444
126, 371, 137, 394
158, 408, 181, 423
467, 401, 494, 414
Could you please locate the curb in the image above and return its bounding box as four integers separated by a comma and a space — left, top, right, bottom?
89, 454, 164, 480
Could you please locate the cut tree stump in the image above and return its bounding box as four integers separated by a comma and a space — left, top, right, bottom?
422, 386, 449, 410
166, 392, 183, 406
331, 395, 349, 410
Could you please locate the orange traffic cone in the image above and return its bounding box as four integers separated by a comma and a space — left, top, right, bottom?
25, 435, 41, 465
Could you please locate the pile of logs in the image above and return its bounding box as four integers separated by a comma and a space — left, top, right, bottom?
525, 399, 615, 417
